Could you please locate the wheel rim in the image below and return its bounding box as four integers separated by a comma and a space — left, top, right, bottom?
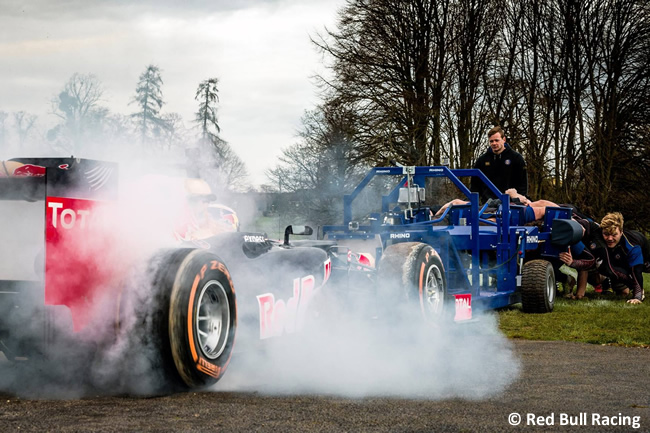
424, 264, 444, 316
196, 280, 230, 360
546, 269, 555, 304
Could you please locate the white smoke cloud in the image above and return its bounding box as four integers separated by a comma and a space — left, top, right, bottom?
218, 299, 521, 399
0, 153, 521, 400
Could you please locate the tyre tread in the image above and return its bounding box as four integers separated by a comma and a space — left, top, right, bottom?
521, 259, 554, 313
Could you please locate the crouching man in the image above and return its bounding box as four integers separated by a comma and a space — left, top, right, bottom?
561, 212, 648, 304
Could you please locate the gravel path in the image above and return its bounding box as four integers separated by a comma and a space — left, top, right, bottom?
0, 339, 648, 432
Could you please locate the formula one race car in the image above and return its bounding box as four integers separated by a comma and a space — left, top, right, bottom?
318, 165, 583, 322
0, 157, 330, 392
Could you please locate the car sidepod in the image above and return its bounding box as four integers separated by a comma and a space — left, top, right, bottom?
202, 233, 331, 344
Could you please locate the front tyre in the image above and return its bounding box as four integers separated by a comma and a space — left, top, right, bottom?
521, 259, 555, 313
167, 249, 237, 388
377, 242, 448, 323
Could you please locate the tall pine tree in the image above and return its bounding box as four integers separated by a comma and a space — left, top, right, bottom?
130, 65, 166, 149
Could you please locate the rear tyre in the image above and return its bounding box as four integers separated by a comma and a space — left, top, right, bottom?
167, 249, 236, 388
521, 259, 555, 313
377, 242, 448, 323
116, 248, 236, 392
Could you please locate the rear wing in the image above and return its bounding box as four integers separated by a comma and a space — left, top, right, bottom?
0, 157, 118, 201
1, 157, 119, 331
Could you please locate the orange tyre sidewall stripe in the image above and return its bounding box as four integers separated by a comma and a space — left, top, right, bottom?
187, 274, 201, 363
419, 262, 426, 315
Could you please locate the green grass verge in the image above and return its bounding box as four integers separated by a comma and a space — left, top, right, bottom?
497, 280, 650, 347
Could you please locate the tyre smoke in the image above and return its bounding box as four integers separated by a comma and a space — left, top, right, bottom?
218, 291, 521, 399
0, 157, 521, 401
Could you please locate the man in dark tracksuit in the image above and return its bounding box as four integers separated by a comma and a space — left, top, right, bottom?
470, 126, 528, 202
564, 212, 648, 303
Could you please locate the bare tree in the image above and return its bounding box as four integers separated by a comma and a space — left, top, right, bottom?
188, 136, 248, 193
213, 141, 249, 192
13, 111, 37, 148
160, 112, 187, 151
507, 0, 564, 199
0, 111, 8, 151
446, 0, 502, 169
310, 0, 650, 229
578, 0, 650, 218
314, 0, 454, 166
554, 0, 588, 204
267, 102, 366, 225
97, 113, 138, 157
51, 73, 105, 155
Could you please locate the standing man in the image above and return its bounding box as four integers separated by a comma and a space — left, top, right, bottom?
470, 126, 528, 202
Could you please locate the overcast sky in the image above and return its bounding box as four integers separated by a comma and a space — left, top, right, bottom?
0, 0, 344, 186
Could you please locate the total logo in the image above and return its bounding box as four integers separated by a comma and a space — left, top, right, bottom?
454, 294, 472, 321
256, 275, 316, 340
48, 201, 90, 229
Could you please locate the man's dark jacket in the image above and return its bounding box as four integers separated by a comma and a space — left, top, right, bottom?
470, 144, 528, 202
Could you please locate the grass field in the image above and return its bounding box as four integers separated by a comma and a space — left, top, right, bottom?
497, 277, 650, 347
